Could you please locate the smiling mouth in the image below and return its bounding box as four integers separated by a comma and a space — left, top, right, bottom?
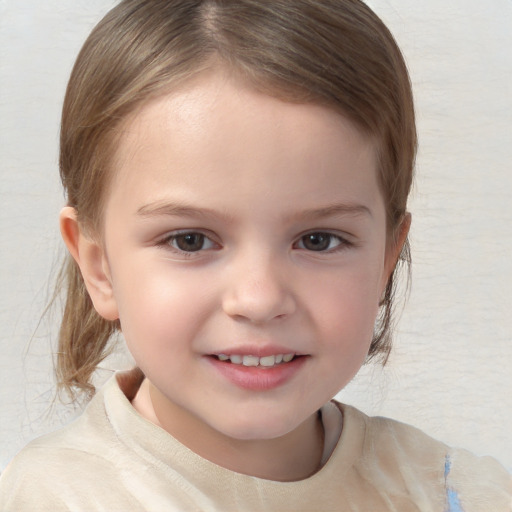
213, 353, 297, 368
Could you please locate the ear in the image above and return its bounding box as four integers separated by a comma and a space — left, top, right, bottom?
59, 206, 119, 321
382, 212, 411, 289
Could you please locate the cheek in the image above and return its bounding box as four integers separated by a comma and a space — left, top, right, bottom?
111, 262, 215, 350
311, 275, 381, 393
312, 266, 382, 340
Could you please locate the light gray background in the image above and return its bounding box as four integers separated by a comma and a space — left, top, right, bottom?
1, 1, 511, 472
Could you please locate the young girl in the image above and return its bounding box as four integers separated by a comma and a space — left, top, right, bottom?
1, 0, 510, 510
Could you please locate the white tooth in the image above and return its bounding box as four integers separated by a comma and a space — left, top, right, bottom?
243, 355, 259, 367
218, 354, 229, 361
275, 354, 283, 364
230, 355, 243, 364
260, 355, 276, 367
283, 353, 294, 363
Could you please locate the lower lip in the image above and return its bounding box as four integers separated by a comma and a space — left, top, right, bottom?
207, 356, 307, 391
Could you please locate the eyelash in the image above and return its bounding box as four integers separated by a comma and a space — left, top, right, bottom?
157, 230, 352, 257
157, 231, 218, 256
293, 232, 351, 253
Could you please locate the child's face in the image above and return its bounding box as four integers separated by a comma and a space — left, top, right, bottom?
94, 70, 399, 441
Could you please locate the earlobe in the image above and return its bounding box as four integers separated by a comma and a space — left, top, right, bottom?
382, 212, 412, 289
392, 212, 411, 260
59, 207, 119, 321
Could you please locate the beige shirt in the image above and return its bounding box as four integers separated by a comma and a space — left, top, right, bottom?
1, 371, 510, 512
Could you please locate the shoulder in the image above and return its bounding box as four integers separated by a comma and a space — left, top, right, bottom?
337, 402, 512, 511
0, 434, 121, 511
444, 447, 512, 511
0, 377, 137, 511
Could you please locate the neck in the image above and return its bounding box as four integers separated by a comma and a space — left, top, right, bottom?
132, 378, 324, 482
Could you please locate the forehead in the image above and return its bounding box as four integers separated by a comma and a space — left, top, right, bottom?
107, 70, 381, 217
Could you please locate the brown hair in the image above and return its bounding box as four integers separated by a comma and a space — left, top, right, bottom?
57, 0, 416, 400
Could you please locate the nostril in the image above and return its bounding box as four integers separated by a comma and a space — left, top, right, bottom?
222, 290, 296, 324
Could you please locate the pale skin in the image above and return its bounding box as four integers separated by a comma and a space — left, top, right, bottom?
61, 69, 409, 482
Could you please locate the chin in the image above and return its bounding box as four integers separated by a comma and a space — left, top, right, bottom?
212, 411, 305, 442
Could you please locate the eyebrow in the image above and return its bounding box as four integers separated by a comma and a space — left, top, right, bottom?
137, 201, 372, 222
285, 203, 372, 222
137, 201, 233, 222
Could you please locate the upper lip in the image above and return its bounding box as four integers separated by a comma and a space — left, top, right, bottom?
209, 344, 305, 358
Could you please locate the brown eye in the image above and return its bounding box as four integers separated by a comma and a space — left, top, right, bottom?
298, 233, 342, 251
172, 233, 207, 252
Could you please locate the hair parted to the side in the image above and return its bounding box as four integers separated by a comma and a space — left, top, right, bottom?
57, 0, 416, 400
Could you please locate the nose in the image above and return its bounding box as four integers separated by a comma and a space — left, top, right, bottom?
222, 252, 297, 324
